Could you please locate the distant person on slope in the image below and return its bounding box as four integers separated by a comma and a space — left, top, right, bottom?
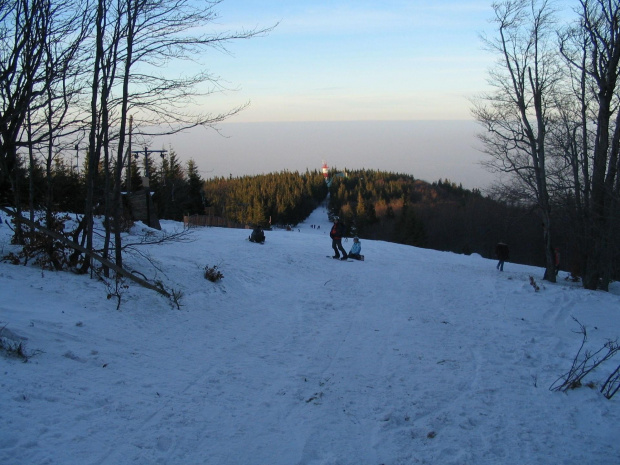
495, 242, 509, 271
348, 237, 364, 261
249, 226, 265, 244
330, 217, 348, 260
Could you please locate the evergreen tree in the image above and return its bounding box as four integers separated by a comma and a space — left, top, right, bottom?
202, 170, 327, 226
155, 150, 187, 220
185, 159, 205, 215
52, 158, 85, 213
394, 202, 426, 247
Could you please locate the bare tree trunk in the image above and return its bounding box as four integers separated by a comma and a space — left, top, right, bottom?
27, 111, 36, 224
81, 0, 105, 274
9, 158, 25, 245
579, 1, 620, 291
474, 0, 559, 282
113, 0, 141, 269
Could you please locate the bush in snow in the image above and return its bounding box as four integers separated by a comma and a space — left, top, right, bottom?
2, 213, 74, 270
204, 265, 223, 282
0, 325, 31, 362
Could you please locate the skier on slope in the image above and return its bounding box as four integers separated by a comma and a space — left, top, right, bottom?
329, 217, 348, 260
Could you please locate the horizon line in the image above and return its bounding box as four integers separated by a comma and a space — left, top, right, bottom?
217, 118, 479, 124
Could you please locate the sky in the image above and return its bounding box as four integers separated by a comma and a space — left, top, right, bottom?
198, 0, 493, 122
1, 206, 619, 464
158, 0, 499, 189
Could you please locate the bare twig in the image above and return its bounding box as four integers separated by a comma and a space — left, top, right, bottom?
550, 317, 620, 395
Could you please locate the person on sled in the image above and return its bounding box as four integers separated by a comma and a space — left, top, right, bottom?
329, 217, 348, 260
249, 226, 265, 243
348, 236, 363, 260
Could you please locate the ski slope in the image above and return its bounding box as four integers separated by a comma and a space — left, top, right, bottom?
1, 205, 619, 464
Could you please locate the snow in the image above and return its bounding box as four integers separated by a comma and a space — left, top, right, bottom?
1, 204, 619, 465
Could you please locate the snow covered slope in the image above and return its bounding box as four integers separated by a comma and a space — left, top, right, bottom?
0, 206, 618, 465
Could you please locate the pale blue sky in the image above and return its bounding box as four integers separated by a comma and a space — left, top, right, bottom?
198, 0, 494, 122
165, 1, 500, 189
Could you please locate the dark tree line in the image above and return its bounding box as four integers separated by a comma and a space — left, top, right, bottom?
1, 145, 207, 221
148, 151, 207, 222
202, 171, 329, 227
327, 169, 569, 270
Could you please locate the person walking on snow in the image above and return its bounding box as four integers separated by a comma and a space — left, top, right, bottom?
330, 217, 347, 260
348, 237, 363, 260
495, 242, 509, 271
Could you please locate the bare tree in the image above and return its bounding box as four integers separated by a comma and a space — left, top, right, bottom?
76, 0, 274, 273
81, 0, 105, 273
473, 0, 561, 281
558, 0, 620, 290
0, 0, 50, 242
39, 2, 90, 234
1, 0, 274, 291
0, 0, 89, 243
577, 0, 620, 291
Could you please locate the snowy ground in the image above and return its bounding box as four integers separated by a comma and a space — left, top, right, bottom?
0, 204, 619, 465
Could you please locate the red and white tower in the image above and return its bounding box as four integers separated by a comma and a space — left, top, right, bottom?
321, 160, 329, 180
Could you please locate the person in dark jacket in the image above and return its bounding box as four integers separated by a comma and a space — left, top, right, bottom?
495, 242, 509, 271
329, 217, 347, 260
249, 226, 265, 243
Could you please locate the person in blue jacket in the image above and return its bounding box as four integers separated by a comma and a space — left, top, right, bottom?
348, 236, 364, 260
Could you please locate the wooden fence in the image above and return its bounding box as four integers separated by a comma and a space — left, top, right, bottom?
183, 214, 246, 229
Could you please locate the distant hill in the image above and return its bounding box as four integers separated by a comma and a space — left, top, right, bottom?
202, 170, 328, 228
325, 169, 545, 265
203, 169, 551, 267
